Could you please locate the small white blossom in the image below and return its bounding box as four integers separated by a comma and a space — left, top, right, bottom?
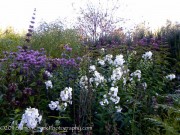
98, 58, 105, 66
110, 96, 120, 104
166, 74, 176, 80
79, 75, 88, 89
89, 65, 96, 72
142, 82, 147, 90
45, 80, 53, 89
100, 98, 109, 106
101, 48, 105, 52
132, 51, 137, 55
45, 71, 53, 77
104, 54, 113, 64
130, 70, 141, 81
49, 101, 59, 110
115, 106, 122, 113
142, 51, 153, 60
57, 102, 68, 111
123, 78, 127, 85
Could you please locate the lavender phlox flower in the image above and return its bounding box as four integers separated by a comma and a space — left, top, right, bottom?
23, 88, 32, 95
64, 44, 72, 51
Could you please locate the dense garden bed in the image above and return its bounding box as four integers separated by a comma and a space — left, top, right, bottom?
0, 20, 179, 135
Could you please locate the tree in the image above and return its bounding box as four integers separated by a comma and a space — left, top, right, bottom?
75, 0, 123, 44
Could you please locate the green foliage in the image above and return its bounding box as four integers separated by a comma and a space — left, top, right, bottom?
0, 27, 24, 58
144, 94, 180, 135
31, 21, 83, 58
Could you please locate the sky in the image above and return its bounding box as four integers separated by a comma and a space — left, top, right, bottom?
0, 0, 180, 33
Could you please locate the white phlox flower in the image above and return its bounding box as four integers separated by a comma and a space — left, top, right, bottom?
142, 51, 153, 60
45, 71, 53, 77
60, 87, 72, 104
89, 65, 96, 72
18, 107, 42, 130
98, 58, 105, 66
123, 77, 127, 85
108, 87, 120, 104
100, 95, 109, 106
166, 74, 176, 80
57, 102, 68, 111
113, 54, 125, 67
93, 71, 105, 86
115, 106, 122, 113
48, 101, 59, 110
130, 70, 141, 81
101, 48, 105, 53
79, 75, 88, 89
142, 82, 147, 90
104, 54, 113, 64
111, 67, 123, 85
45, 80, 53, 89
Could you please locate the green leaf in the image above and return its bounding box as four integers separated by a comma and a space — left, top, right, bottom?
30, 82, 36, 87
19, 75, 23, 82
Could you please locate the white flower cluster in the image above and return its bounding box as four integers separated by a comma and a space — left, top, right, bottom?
92, 71, 105, 86
60, 87, 72, 104
130, 70, 141, 81
45, 80, 53, 89
142, 51, 153, 60
45, 70, 53, 78
166, 74, 176, 80
88, 65, 105, 87
99, 95, 109, 106
89, 65, 96, 72
108, 87, 120, 104
18, 107, 42, 130
48, 101, 59, 110
48, 101, 67, 111
79, 75, 88, 89
100, 87, 121, 112
113, 54, 125, 67
104, 54, 113, 64
98, 54, 125, 67
111, 67, 123, 86
100, 87, 120, 105
98, 58, 105, 66
48, 87, 72, 111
